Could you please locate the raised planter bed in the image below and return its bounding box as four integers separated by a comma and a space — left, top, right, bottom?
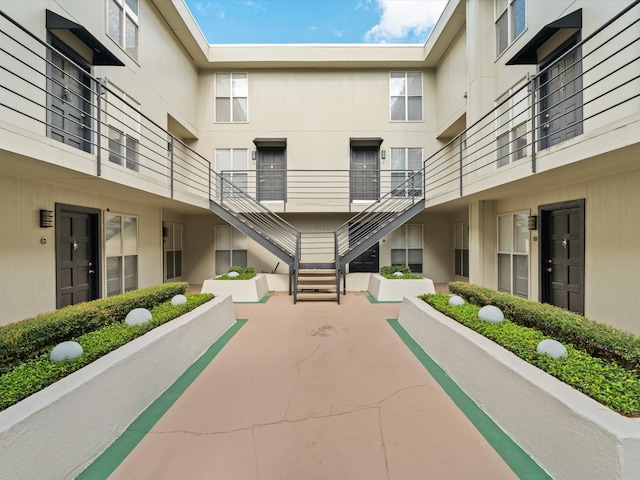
0, 295, 236, 480
367, 273, 435, 301
397, 296, 640, 480
201, 273, 269, 302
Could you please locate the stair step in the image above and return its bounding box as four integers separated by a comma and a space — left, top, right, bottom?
298, 276, 335, 282
296, 292, 338, 301
297, 284, 336, 291
298, 269, 336, 275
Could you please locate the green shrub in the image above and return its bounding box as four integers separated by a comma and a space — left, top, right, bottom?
448, 282, 640, 375
0, 293, 213, 411
0, 282, 188, 375
379, 265, 423, 279
421, 293, 640, 417
215, 266, 257, 280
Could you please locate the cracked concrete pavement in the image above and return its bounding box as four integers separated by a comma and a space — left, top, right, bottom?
108, 291, 517, 480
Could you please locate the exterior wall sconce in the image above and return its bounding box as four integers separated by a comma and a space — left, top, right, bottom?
251, 150, 257, 160
528, 215, 538, 230
39, 209, 53, 228
381, 150, 386, 159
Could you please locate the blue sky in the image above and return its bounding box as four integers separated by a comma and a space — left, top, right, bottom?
184, 0, 447, 44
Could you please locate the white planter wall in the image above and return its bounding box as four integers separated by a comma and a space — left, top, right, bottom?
397, 296, 640, 480
0, 295, 236, 480
368, 273, 435, 301
201, 274, 269, 302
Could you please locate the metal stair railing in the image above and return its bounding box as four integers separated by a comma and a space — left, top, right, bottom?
335, 170, 426, 268
210, 171, 301, 292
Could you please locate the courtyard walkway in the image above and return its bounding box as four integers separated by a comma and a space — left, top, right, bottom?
87, 292, 538, 479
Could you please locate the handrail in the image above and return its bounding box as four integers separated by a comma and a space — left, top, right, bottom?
422, 0, 640, 205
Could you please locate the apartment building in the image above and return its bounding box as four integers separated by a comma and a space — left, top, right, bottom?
0, 1, 638, 332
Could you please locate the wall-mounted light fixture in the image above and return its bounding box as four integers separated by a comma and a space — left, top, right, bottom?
251, 150, 257, 160
381, 150, 386, 159
528, 215, 538, 231
39, 209, 53, 228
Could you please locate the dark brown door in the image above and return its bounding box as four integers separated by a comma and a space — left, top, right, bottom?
350, 147, 380, 201
56, 205, 100, 308
348, 222, 379, 273
257, 148, 286, 201
540, 199, 585, 314
48, 50, 92, 152
539, 37, 583, 150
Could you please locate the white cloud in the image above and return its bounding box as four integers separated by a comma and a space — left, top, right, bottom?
364, 0, 447, 43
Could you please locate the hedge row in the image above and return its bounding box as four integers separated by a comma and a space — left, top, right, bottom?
421, 293, 640, 417
0, 293, 213, 411
0, 282, 188, 374
379, 265, 423, 279
448, 281, 640, 375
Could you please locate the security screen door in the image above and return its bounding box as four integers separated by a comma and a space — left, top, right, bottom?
257, 148, 286, 201
350, 147, 380, 201
48, 50, 92, 152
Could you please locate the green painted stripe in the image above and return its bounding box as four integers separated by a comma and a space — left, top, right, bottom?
365, 292, 402, 304
387, 319, 551, 480
76, 319, 248, 480
235, 294, 271, 304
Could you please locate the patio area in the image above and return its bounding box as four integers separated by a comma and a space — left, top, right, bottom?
81, 291, 546, 479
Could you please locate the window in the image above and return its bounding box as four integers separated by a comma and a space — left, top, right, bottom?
105, 213, 138, 296
496, 0, 526, 56
391, 148, 423, 196
390, 72, 422, 121
107, 86, 140, 172
496, 83, 528, 167
215, 73, 248, 122
215, 225, 248, 275
216, 149, 248, 196
108, 0, 138, 60
454, 221, 469, 277
498, 212, 529, 298
391, 224, 423, 273
164, 223, 182, 281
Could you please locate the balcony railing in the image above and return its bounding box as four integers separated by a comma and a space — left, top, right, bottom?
217, 169, 423, 212
423, 0, 640, 205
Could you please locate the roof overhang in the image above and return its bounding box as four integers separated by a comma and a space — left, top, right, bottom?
46, 10, 124, 66
253, 138, 287, 148
350, 137, 384, 147
506, 9, 582, 65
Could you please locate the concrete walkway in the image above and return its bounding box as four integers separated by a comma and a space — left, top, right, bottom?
106, 292, 519, 479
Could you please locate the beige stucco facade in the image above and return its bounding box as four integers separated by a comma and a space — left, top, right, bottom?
0, 0, 638, 333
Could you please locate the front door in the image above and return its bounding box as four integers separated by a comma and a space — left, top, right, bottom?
539, 38, 583, 150
257, 148, 286, 201
48, 50, 92, 152
350, 147, 380, 201
540, 199, 585, 314
348, 222, 379, 273
56, 204, 100, 308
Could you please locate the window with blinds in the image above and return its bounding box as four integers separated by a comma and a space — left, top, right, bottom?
497, 212, 529, 298
105, 213, 138, 296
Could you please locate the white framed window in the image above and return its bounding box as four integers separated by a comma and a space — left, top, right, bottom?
391, 147, 423, 196
107, 85, 140, 172
391, 224, 423, 273
496, 0, 526, 56
105, 212, 138, 296
215, 225, 248, 275
107, 0, 139, 60
495, 82, 529, 167
454, 221, 469, 277
390, 72, 423, 122
216, 149, 248, 195
498, 212, 529, 298
215, 73, 248, 123
164, 223, 182, 281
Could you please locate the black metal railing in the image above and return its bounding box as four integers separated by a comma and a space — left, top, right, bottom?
423, 0, 640, 205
